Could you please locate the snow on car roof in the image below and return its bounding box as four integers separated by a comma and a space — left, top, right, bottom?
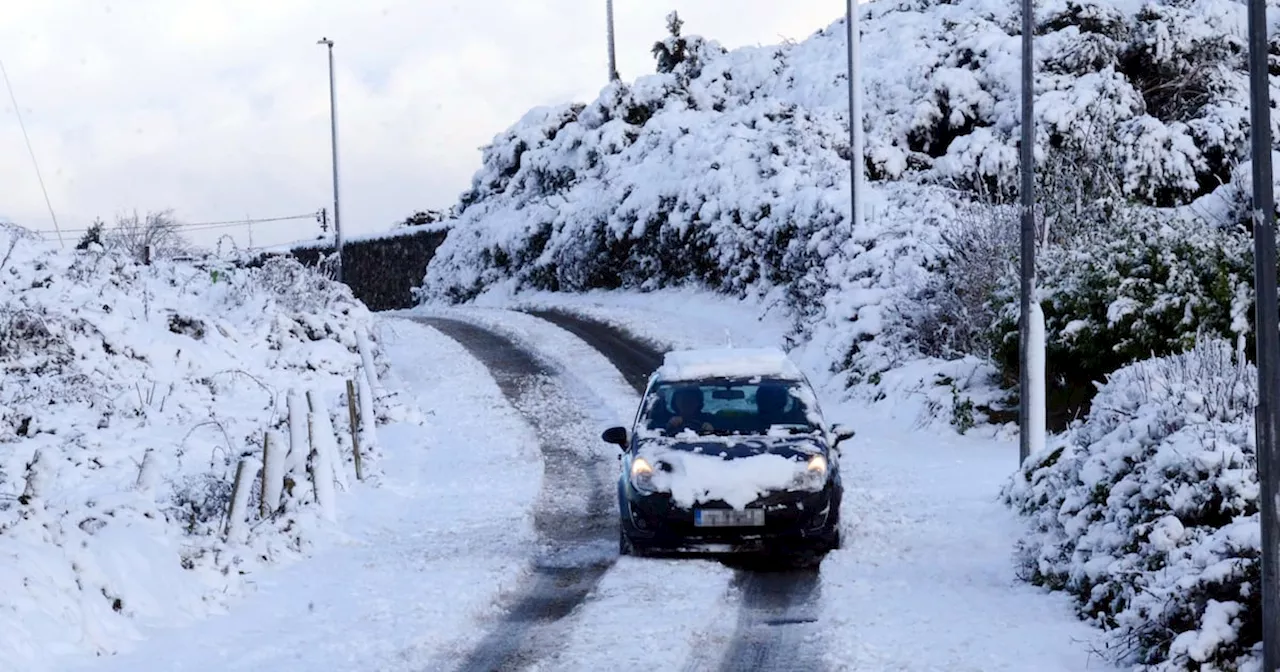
655, 347, 805, 382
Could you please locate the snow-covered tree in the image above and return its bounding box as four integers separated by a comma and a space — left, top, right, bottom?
105, 209, 192, 263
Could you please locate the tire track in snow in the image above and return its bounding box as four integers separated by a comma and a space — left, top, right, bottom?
523, 308, 828, 672
412, 317, 616, 672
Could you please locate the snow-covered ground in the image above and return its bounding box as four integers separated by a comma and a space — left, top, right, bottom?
0, 227, 420, 672
52, 318, 542, 671
42, 286, 1119, 671
463, 288, 1118, 671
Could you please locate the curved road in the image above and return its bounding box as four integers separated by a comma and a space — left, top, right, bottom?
524, 308, 828, 672
413, 316, 616, 672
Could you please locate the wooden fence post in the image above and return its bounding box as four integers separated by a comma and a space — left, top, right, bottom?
346, 379, 364, 481
226, 457, 260, 540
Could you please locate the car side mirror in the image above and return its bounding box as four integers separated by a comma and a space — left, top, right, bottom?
831, 424, 855, 450
601, 426, 629, 449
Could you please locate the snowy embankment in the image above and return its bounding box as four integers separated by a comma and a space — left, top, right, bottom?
56, 318, 542, 672
418, 0, 1262, 404
439, 291, 1119, 670
0, 226, 410, 670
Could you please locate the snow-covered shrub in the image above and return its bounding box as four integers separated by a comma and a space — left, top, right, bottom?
0, 229, 407, 664
1004, 337, 1263, 671
650, 11, 726, 82
921, 117, 1124, 363
419, 0, 1265, 398
987, 211, 1253, 426
913, 188, 1017, 361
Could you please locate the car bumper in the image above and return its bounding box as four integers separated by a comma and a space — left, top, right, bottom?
620, 481, 840, 554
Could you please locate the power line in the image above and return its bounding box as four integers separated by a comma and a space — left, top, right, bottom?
0, 55, 64, 248
44, 212, 318, 235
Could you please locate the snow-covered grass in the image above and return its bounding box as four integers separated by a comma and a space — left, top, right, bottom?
49, 317, 542, 671
1005, 337, 1264, 671
0, 227, 409, 670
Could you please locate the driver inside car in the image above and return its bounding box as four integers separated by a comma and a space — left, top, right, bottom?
666, 387, 715, 433
755, 383, 807, 429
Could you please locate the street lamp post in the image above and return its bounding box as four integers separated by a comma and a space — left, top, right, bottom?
1244, 0, 1280, 661
606, 0, 619, 81
846, 0, 863, 231
1018, 0, 1036, 466
317, 37, 344, 283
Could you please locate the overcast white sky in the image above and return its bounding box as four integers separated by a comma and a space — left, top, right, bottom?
0, 1, 845, 251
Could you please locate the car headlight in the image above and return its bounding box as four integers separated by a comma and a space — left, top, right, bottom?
630, 456, 657, 493
793, 454, 829, 492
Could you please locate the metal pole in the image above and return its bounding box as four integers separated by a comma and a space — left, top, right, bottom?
606, 0, 619, 81
846, 0, 863, 230
1245, 0, 1280, 661
1018, 0, 1035, 465
318, 37, 343, 282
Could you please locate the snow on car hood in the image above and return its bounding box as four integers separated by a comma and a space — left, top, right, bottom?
634, 435, 824, 509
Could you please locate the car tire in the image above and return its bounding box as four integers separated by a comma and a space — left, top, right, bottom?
790, 549, 826, 570
619, 528, 634, 556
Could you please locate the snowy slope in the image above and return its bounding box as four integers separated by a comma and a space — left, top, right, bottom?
418, 0, 1274, 387
0, 225, 410, 670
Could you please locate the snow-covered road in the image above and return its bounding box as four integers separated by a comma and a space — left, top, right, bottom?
51, 298, 1121, 672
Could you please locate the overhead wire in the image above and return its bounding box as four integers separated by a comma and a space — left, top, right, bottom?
45, 212, 319, 235
0, 54, 64, 247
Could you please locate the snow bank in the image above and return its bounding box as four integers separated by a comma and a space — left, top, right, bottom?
1004, 337, 1263, 671
0, 226, 408, 669
656, 347, 804, 382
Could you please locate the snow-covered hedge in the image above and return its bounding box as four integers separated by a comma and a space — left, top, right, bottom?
418, 0, 1269, 391
0, 226, 406, 665
986, 211, 1254, 423
1004, 338, 1263, 671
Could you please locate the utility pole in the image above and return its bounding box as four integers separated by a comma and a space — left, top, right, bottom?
317, 37, 344, 282
606, 0, 619, 81
1245, 0, 1280, 661
1018, 0, 1036, 466
845, 0, 863, 230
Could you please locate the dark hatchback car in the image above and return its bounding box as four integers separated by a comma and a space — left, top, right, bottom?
601, 347, 853, 566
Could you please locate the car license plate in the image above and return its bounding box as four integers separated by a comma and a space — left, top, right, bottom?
694, 508, 764, 527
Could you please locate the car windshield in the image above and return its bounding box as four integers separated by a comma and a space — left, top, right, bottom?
640, 378, 820, 437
